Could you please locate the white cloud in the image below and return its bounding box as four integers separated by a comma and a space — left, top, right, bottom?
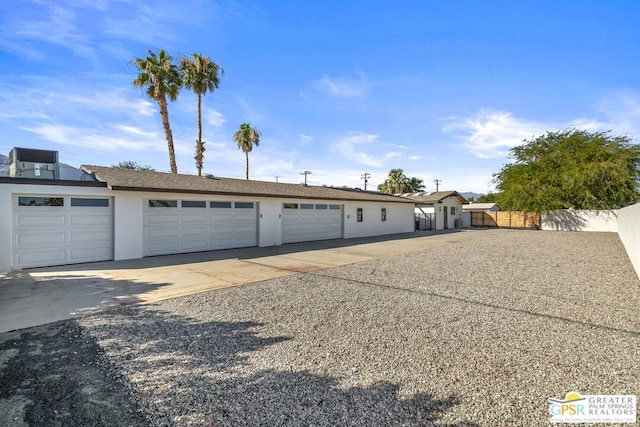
444, 94, 640, 160
594, 93, 640, 138
204, 109, 227, 127
442, 110, 549, 159
299, 134, 313, 144
21, 124, 161, 152
313, 74, 368, 98
333, 132, 382, 167
331, 132, 408, 167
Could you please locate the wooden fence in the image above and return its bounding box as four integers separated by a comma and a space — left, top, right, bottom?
471, 211, 540, 228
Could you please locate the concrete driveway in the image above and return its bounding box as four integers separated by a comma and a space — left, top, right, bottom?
0, 229, 499, 333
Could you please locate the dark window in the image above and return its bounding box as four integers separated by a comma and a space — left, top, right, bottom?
18, 196, 63, 207
315, 204, 328, 210
300, 203, 314, 209
235, 202, 254, 209
329, 204, 341, 210
148, 200, 177, 207
182, 200, 206, 208
283, 203, 298, 209
71, 198, 109, 207
357, 208, 363, 222
381, 208, 387, 221
210, 201, 232, 208
450, 206, 456, 215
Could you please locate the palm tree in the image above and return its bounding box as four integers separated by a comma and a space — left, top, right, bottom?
378, 169, 425, 193
233, 123, 261, 179
407, 176, 425, 192
180, 53, 224, 176
132, 49, 181, 173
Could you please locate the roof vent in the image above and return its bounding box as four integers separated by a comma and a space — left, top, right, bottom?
9, 147, 60, 179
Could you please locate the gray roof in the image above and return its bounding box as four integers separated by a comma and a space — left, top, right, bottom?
400, 191, 468, 204
80, 165, 414, 204
462, 202, 500, 211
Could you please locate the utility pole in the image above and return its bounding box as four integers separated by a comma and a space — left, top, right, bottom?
300, 170, 312, 185
361, 172, 371, 190
274, 176, 280, 183
434, 179, 442, 192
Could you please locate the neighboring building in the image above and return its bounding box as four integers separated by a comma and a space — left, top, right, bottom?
462, 202, 500, 212
400, 191, 468, 230
0, 150, 416, 271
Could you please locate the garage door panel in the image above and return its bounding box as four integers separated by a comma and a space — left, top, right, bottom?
15, 231, 66, 247
144, 200, 258, 256
12, 195, 114, 269
15, 214, 66, 227
181, 239, 209, 251
70, 215, 111, 226
70, 230, 111, 243
181, 213, 208, 223
16, 250, 66, 268
69, 247, 113, 262
148, 241, 180, 255
146, 227, 180, 240
147, 213, 180, 225
282, 204, 342, 244
181, 226, 208, 238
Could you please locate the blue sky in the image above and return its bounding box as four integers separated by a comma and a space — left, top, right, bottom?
1, 1, 639, 193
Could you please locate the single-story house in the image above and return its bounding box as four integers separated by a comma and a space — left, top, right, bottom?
0, 150, 416, 271
399, 191, 468, 230
462, 202, 500, 212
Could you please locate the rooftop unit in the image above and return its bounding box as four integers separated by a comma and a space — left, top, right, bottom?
9, 147, 60, 179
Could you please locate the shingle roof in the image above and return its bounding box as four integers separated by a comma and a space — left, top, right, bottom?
80, 165, 414, 204
399, 191, 468, 204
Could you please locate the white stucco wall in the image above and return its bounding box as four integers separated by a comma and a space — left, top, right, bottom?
343, 202, 414, 239
1, 181, 415, 271
618, 202, 640, 280
433, 198, 464, 230
541, 210, 618, 232
0, 181, 112, 271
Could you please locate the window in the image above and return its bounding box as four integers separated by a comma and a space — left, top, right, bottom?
450, 206, 456, 215
235, 202, 254, 209
381, 208, 387, 222
300, 203, 314, 209
71, 198, 109, 207
18, 196, 63, 207
210, 201, 232, 208
315, 204, 328, 209
357, 208, 363, 222
283, 203, 298, 209
329, 204, 341, 210
182, 200, 206, 208
148, 200, 177, 207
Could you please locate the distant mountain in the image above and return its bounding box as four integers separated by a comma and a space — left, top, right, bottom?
0, 152, 91, 180
460, 192, 484, 200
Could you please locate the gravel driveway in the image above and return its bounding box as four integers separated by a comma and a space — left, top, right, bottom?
2, 230, 639, 426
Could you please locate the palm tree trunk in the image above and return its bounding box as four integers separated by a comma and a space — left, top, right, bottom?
158, 96, 178, 173
196, 93, 204, 176
245, 151, 249, 180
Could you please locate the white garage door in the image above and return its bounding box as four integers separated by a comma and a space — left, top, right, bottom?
144, 199, 258, 256
282, 202, 343, 244
12, 195, 114, 269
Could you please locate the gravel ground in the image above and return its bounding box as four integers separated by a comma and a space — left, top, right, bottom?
2, 230, 639, 426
